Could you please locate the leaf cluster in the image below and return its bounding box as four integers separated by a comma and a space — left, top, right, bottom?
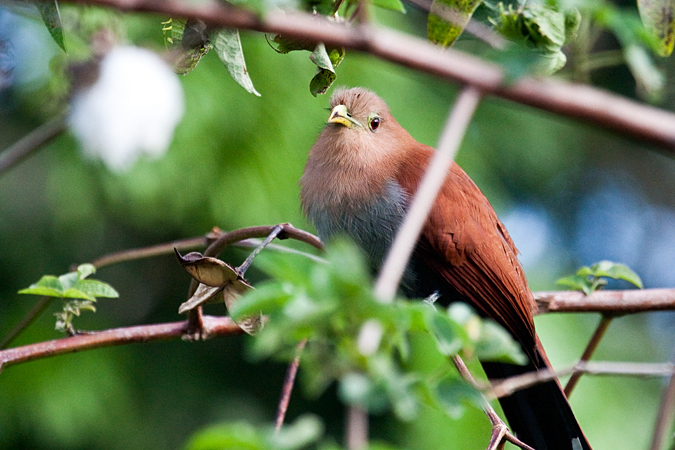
18, 263, 119, 334
557, 260, 643, 295
230, 239, 525, 425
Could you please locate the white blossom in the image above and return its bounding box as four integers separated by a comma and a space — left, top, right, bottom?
69, 46, 185, 173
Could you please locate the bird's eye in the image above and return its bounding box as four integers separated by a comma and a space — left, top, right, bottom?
369, 116, 381, 131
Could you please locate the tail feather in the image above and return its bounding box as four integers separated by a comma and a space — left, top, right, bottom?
482, 349, 591, 450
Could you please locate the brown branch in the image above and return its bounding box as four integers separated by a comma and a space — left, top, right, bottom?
274, 339, 307, 431
489, 361, 675, 400
564, 315, 613, 397
451, 355, 535, 450
63, 0, 675, 150
0, 113, 67, 175
0, 297, 55, 349
650, 362, 675, 450
0, 315, 244, 373
533, 288, 675, 314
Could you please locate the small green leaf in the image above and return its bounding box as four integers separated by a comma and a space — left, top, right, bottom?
184, 422, 265, 450
556, 274, 593, 295
269, 414, 324, 450
35, 0, 66, 53
373, 0, 406, 13
589, 261, 644, 288
309, 44, 344, 96
73, 279, 120, 299
558, 261, 643, 294
435, 378, 485, 418
637, 0, 675, 56
213, 28, 261, 97
19, 266, 119, 300
427, 0, 482, 47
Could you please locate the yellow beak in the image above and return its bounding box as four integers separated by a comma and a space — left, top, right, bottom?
328, 104, 362, 128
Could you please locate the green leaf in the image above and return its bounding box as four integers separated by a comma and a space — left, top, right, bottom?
309, 44, 344, 97
427, 0, 483, 47
435, 378, 485, 418
637, 0, 675, 56
588, 260, 644, 288
489, 2, 571, 74
475, 321, 527, 364
76, 263, 96, 279
163, 18, 213, 76
212, 28, 261, 97
184, 422, 265, 450
556, 274, 593, 295
35, 0, 66, 53
18, 265, 119, 300
18, 275, 64, 297
72, 279, 120, 299
558, 261, 643, 294
373, 0, 406, 13
269, 414, 324, 450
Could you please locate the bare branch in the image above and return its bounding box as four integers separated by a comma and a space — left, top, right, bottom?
0, 315, 244, 373
650, 362, 675, 450
564, 315, 613, 397
0, 297, 55, 350
346, 405, 368, 450
533, 288, 675, 315
374, 86, 482, 302
275, 339, 307, 431
61, 0, 675, 150
489, 361, 675, 400
0, 113, 67, 175
451, 355, 535, 450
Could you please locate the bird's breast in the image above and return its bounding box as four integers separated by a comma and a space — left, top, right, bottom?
306, 180, 409, 273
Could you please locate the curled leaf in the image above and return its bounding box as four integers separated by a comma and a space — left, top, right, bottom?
637, 0, 675, 56
175, 249, 262, 334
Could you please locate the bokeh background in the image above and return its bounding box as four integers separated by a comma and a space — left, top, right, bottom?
1, 2, 675, 449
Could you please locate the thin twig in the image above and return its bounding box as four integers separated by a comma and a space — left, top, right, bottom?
0, 113, 68, 175
62, 0, 675, 150
91, 235, 212, 269
374, 86, 482, 303
650, 356, 675, 450
0, 315, 244, 372
346, 405, 368, 450
564, 314, 614, 397
451, 355, 534, 450
0, 297, 55, 349
275, 339, 307, 431
490, 361, 675, 400
238, 225, 284, 276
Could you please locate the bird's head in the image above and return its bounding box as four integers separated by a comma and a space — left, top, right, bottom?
327, 87, 390, 133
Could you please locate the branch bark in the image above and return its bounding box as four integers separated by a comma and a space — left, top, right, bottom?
63, 0, 675, 150
533, 288, 675, 315
0, 315, 243, 373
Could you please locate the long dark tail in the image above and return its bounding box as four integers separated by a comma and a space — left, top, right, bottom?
482, 348, 592, 450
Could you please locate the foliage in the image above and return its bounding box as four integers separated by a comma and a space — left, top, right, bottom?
18, 263, 119, 334
557, 260, 643, 295
230, 239, 524, 426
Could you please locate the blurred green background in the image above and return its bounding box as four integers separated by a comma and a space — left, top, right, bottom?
1, 2, 675, 450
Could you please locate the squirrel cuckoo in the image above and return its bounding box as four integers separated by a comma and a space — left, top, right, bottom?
300, 87, 591, 450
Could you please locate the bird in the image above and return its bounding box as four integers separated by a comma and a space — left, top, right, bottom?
300, 87, 591, 450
